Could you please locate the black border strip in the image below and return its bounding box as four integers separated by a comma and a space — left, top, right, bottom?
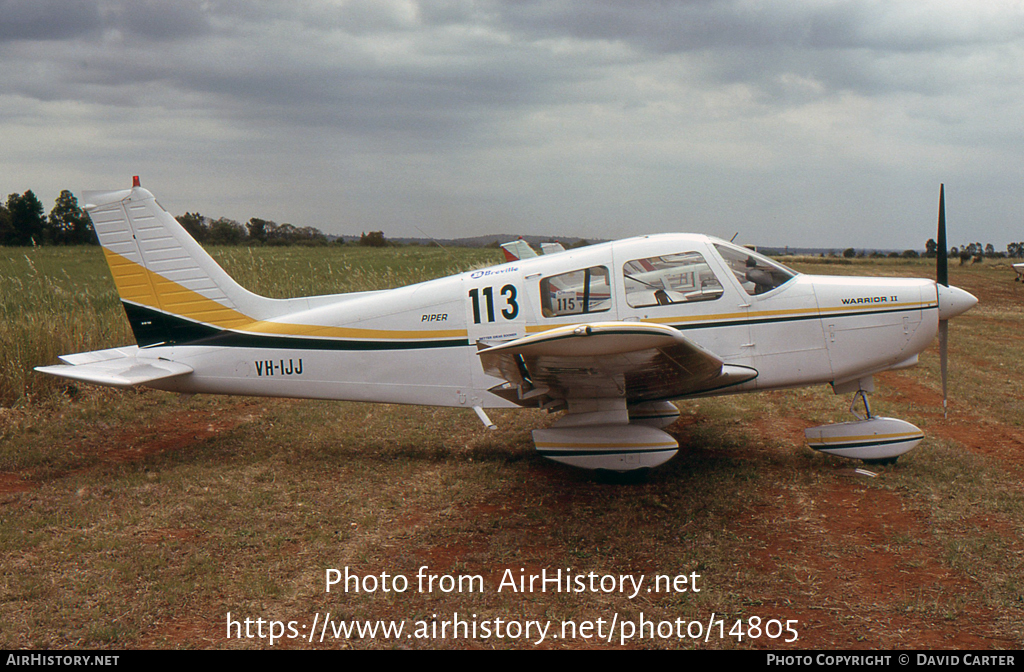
538, 448, 679, 457
671, 304, 935, 332
123, 302, 469, 351
808, 436, 924, 451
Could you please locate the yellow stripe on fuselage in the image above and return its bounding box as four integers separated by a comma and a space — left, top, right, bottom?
807, 431, 924, 445
239, 320, 468, 340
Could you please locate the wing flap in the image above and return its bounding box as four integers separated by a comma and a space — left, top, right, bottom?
36, 349, 193, 388
478, 322, 757, 406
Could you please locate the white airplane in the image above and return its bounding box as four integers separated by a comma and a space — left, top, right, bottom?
500, 238, 565, 262
1013, 263, 1024, 282
37, 180, 977, 472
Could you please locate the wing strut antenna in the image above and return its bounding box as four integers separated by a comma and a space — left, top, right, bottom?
414, 225, 455, 261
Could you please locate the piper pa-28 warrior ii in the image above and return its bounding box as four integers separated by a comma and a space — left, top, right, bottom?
38, 180, 977, 472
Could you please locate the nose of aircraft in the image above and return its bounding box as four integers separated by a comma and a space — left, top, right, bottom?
937, 284, 978, 320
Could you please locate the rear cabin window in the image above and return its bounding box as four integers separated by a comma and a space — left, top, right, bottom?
713, 243, 796, 296
540, 266, 612, 317
623, 252, 724, 308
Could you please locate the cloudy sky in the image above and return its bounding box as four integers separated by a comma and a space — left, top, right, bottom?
2, 0, 1022, 249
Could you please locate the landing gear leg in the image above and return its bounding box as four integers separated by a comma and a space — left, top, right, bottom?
850, 389, 872, 421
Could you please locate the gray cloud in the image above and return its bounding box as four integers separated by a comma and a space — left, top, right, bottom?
1, 1, 1022, 247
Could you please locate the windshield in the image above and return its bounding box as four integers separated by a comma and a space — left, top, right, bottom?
713, 242, 797, 296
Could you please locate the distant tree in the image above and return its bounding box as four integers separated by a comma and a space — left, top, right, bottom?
901, 249, 919, 259
48, 190, 94, 245
246, 217, 272, 243
924, 238, 937, 258
207, 217, 247, 245
359, 231, 387, 247
177, 212, 208, 243
267, 222, 296, 246
0, 203, 12, 245
5, 191, 47, 245
985, 243, 995, 257
842, 247, 856, 259
569, 239, 591, 249
290, 226, 328, 246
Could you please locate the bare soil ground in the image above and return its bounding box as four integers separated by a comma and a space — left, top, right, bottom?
1, 260, 1022, 649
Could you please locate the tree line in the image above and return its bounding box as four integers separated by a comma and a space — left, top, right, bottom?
1, 190, 94, 246
925, 238, 1024, 261
1, 189, 354, 247
7, 188, 1023, 256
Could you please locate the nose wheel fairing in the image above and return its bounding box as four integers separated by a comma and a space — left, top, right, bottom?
805, 390, 923, 462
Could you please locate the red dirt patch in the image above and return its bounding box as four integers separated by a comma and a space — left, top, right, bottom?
137, 614, 224, 648
736, 478, 1012, 649
877, 371, 946, 414
875, 372, 1024, 475
139, 527, 204, 545
92, 401, 264, 464
0, 472, 34, 495
930, 421, 1024, 476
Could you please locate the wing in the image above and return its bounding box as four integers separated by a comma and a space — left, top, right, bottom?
35, 346, 193, 388
478, 321, 757, 408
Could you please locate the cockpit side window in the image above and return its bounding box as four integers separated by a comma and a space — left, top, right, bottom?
623, 252, 724, 308
540, 266, 612, 317
713, 243, 796, 296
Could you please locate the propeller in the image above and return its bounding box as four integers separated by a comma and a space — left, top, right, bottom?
937, 184, 948, 418
934, 184, 978, 418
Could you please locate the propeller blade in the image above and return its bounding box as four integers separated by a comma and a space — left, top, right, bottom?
937, 184, 948, 287
939, 319, 948, 419
937, 184, 950, 417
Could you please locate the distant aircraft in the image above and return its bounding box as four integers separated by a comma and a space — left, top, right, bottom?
1013, 263, 1024, 282
37, 180, 976, 471
500, 238, 565, 262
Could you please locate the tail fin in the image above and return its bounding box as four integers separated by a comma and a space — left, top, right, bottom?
84, 180, 281, 346
500, 238, 537, 262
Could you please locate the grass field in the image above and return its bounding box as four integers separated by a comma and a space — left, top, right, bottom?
1, 246, 1022, 649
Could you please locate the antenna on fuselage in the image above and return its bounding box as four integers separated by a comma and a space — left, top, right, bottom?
729, 232, 739, 243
